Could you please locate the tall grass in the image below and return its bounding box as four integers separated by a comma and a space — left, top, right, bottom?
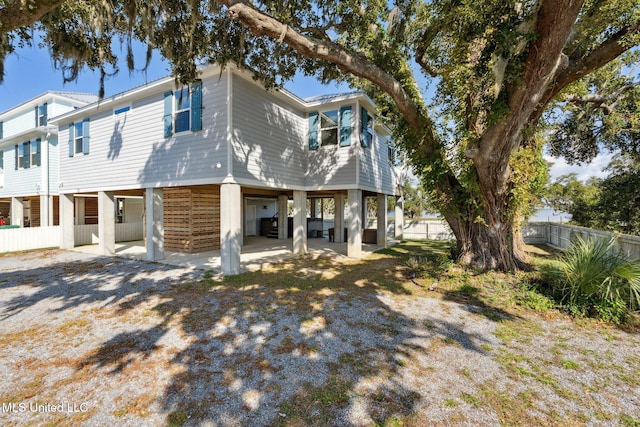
542, 235, 640, 323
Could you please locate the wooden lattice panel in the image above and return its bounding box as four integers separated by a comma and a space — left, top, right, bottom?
163, 186, 220, 253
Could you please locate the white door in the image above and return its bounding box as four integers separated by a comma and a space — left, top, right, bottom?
245, 204, 257, 236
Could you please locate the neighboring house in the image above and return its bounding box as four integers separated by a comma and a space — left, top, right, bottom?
0, 92, 98, 226
49, 64, 402, 274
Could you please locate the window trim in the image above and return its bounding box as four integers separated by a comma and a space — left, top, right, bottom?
319, 109, 339, 147
68, 118, 90, 157
174, 87, 192, 134
163, 80, 203, 137
113, 105, 131, 117
37, 103, 48, 127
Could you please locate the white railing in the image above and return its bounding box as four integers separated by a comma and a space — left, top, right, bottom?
74, 222, 144, 245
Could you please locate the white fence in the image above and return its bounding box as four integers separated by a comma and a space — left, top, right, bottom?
370, 218, 640, 260
0, 226, 61, 252
0, 222, 144, 253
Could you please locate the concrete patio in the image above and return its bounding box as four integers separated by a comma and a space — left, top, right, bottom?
71, 236, 393, 274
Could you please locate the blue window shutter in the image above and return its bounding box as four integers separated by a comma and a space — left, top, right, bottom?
339, 106, 352, 147
82, 118, 90, 154
35, 138, 41, 166
35, 106, 39, 127
191, 80, 203, 131
361, 107, 370, 148
43, 103, 48, 124
308, 112, 319, 150
68, 123, 74, 157
164, 90, 173, 137
15, 145, 18, 170
0, 121, 3, 139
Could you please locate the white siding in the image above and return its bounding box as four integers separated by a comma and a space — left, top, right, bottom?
231, 75, 307, 187
0, 144, 41, 197
358, 133, 394, 194
305, 103, 358, 188
3, 109, 35, 138
50, 100, 79, 118
59, 76, 228, 191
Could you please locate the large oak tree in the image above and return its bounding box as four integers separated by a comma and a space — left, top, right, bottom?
2, 0, 639, 270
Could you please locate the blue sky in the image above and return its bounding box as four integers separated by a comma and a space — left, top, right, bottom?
0, 42, 349, 113
0, 41, 603, 181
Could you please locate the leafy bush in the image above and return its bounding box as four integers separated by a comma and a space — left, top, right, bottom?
542, 236, 640, 323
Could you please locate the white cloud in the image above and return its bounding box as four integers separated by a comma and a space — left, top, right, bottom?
545, 152, 613, 181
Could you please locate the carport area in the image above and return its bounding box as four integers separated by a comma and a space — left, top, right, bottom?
71, 236, 394, 275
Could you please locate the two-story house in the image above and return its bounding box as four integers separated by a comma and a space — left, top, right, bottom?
49, 64, 400, 275
0, 92, 98, 226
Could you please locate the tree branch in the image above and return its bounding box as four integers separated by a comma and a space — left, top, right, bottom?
0, 0, 65, 32
564, 82, 640, 114
221, 0, 430, 140
555, 22, 640, 93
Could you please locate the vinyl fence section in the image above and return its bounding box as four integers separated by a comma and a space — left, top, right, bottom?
374, 218, 640, 261
0, 226, 60, 252
0, 223, 144, 252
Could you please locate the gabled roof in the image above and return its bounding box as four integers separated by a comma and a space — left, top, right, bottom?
0, 91, 99, 119
303, 91, 364, 103
49, 91, 99, 105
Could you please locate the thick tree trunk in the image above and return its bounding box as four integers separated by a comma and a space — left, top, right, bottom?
445, 209, 529, 272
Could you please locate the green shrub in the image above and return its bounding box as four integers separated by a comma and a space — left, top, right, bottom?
542, 235, 640, 323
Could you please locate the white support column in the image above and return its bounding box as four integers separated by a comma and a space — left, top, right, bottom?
98, 191, 115, 255
293, 190, 307, 254
277, 195, 288, 240
395, 195, 404, 240
60, 194, 75, 249
377, 193, 388, 247
145, 188, 164, 261
348, 189, 362, 258
334, 194, 344, 243
40, 195, 50, 227
220, 183, 242, 275
10, 197, 23, 227
75, 197, 86, 225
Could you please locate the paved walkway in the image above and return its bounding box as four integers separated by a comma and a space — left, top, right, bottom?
71, 236, 393, 274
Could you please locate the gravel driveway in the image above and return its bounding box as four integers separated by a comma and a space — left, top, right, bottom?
0, 248, 638, 426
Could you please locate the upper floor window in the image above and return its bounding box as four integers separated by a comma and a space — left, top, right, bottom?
163, 80, 203, 137
175, 88, 191, 133
36, 103, 47, 127
15, 139, 40, 169
0, 121, 3, 140
0, 149, 4, 171
320, 110, 338, 146
308, 106, 352, 150
68, 119, 90, 157
361, 107, 373, 148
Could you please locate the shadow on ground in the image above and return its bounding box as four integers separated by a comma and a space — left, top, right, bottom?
0, 243, 509, 426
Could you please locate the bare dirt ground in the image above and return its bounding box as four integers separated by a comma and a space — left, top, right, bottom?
0, 247, 639, 426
